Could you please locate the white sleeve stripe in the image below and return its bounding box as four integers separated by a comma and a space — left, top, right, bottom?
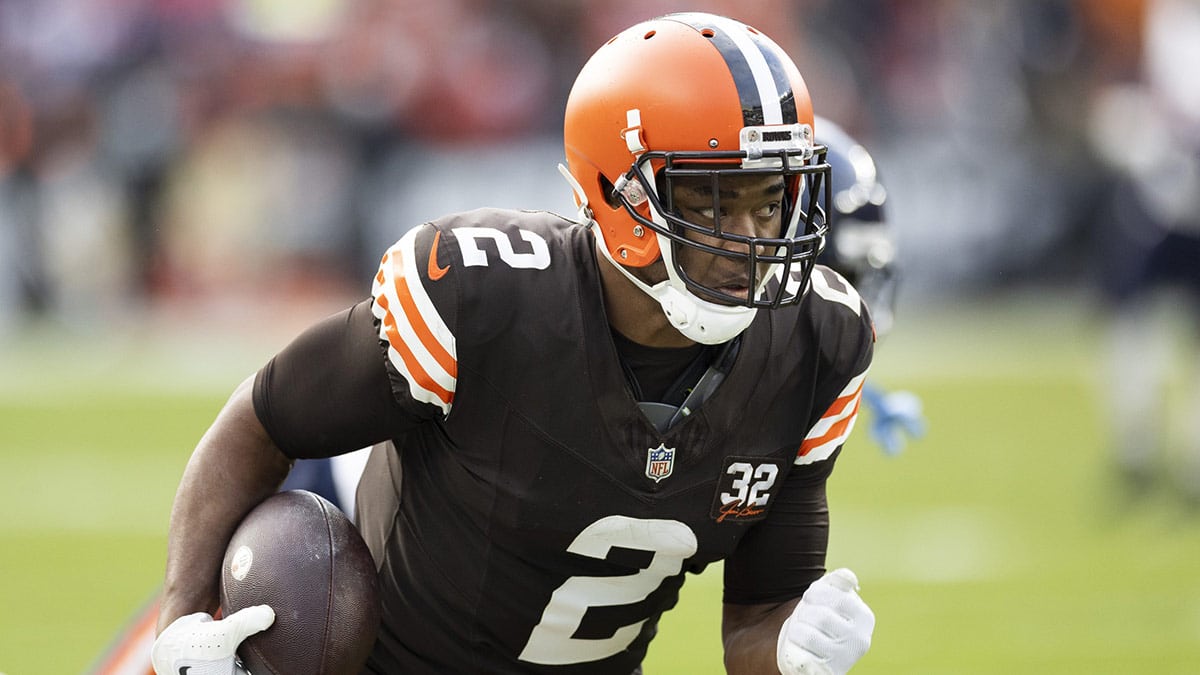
370, 228, 458, 414
801, 371, 867, 441
395, 229, 456, 387
708, 15, 784, 125
795, 370, 868, 466
794, 411, 859, 464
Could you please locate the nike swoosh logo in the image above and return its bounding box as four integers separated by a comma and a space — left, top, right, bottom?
427, 230, 450, 281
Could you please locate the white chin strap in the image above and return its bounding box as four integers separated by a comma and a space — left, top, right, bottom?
559, 162, 757, 344
592, 226, 757, 345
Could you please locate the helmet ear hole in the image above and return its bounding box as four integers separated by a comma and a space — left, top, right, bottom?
598, 175, 623, 210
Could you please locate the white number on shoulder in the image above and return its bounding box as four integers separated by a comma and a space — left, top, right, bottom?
810, 267, 862, 315
519, 516, 698, 665
453, 227, 551, 270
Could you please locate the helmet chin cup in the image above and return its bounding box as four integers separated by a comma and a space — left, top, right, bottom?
656, 284, 757, 344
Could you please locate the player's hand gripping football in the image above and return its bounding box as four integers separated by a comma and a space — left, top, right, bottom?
776, 568, 874, 675
151, 605, 274, 675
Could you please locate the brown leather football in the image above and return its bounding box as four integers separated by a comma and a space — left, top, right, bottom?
220, 490, 380, 675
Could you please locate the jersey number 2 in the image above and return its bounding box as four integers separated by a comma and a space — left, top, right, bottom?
453, 227, 551, 270
518, 515, 698, 665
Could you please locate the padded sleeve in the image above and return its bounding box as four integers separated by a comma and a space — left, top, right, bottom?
722, 449, 839, 605
253, 299, 421, 459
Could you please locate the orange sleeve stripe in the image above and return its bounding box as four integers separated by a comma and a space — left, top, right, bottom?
377, 293, 454, 405
377, 251, 391, 283
373, 292, 399, 357
375, 249, 457, 378
798, 390, 862, 457
824, 384, 861, 418
390, 256, 458, 378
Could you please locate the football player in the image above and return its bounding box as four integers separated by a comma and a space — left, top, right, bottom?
814, 116, 925, 456
152, 13, 876, 675
1091, 0, 1200, 503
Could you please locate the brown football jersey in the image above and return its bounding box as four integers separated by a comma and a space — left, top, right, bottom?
253, 208, 873, 673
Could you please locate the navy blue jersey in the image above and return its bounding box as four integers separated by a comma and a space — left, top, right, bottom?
254, 208, 873, 673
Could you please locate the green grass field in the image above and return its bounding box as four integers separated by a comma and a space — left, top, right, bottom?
2, 290, 1198, 674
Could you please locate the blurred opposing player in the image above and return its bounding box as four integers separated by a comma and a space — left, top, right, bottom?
152, 13, 877, 675
1089, 0, 1200, 503
815, 116, 924, 456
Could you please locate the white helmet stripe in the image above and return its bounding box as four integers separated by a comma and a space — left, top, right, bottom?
706, 15, 783, 125
668, 13, 791, 126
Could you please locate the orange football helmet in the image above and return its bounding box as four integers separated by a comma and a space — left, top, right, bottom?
563, 12, 830, 342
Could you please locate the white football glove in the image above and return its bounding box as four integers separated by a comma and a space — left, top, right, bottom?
776, 568, 875, 675
151, 605, 274, 675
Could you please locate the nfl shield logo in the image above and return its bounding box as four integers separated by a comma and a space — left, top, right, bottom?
645, 444, 676, 483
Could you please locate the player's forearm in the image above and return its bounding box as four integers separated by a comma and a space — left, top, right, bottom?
721, 599, 797, 674
157, 375, 293, 633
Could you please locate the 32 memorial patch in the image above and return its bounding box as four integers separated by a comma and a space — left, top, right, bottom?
710, 456, 782, 523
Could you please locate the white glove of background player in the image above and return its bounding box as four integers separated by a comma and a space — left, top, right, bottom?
776, 568, 874, 675
151, 605, 274, 675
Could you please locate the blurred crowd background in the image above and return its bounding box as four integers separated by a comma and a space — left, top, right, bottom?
1, 0, 1196, 330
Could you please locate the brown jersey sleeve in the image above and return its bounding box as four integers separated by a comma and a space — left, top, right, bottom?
720, 449, 838, 604
253, 299, 422, 459
721, 266, 876, 604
